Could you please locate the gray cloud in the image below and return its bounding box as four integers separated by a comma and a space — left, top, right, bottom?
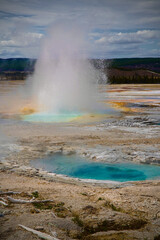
0, 0, 159, 58
95, 30, 160, 45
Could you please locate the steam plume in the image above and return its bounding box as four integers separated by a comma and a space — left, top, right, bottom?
30, 22, 102, 114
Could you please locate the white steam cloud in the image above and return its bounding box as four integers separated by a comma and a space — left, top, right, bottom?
30, 22, 104, 114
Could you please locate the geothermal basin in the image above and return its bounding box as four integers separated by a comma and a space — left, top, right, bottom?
0, 82, 160, 185
31, 152, 160, 182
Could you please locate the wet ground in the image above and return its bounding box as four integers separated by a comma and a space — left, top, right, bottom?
0, 83, 160, 179
0, 82, 160, 240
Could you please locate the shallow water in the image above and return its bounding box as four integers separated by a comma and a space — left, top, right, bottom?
31, 153, 160, 182
23, 111, 84, 122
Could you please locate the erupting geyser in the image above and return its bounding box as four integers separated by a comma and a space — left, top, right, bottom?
25, 22, 105, 122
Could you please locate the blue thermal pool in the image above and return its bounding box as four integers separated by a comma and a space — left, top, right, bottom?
22, 110, 111, 123
30, 153, 160, 182
22, 112, 83, 122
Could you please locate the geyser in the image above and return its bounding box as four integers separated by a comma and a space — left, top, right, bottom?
26, 22, 104, 122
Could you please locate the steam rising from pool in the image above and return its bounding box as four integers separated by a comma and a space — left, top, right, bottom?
27, 22, 104, 121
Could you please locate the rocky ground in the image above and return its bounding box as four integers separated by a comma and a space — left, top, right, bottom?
0, 112, 160, 240
0, 84, 160, 239
0, 172, 160, 240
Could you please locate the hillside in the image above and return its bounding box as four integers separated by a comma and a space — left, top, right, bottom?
108, 58, 160, 73
106, 68, 160, 84
91, 58, 160, 84
0, 58, 160, 83
0, 58, 36, 72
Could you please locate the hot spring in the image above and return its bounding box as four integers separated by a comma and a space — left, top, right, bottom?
23, 22, 107, 123
2, 23, 159, 184
31, 153, 160, 182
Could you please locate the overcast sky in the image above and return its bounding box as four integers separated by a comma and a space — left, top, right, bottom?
0, 0, 160, 59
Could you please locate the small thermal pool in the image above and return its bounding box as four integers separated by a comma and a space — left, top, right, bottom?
22, 112, 83, 122
22, 111, 112, 123
30, 153, 160, 182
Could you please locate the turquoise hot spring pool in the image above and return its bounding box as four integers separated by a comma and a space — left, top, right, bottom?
30, 153, 160, 182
